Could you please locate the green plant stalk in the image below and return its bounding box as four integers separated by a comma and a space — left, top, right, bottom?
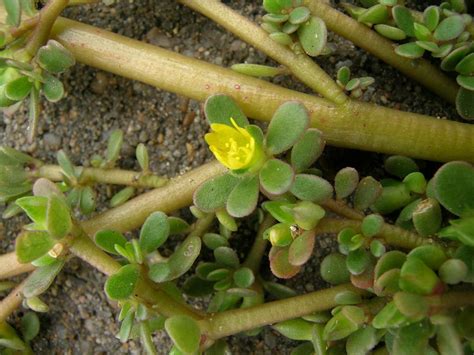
322, 199, 365, 220
242, 214, 275, 273
316, 217, 450, 252
200, 283, 367, 339
37, 16, 474, 163
24, 0, 69, 56
0, 278, 28, 322
0, 161, 226, 279
178, 0, 348, 105
303, 0, 458, 104
69, 234, 203, 320
30, 164, 168, 188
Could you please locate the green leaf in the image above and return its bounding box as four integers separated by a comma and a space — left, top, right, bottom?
110, 186, 135, 207
233, 267, 255, 288
399, 256, 441, 295
293, 200, 325, 230
259, 159, 295, 195
5, 76, 32, 101
263, 0, 292, 14
105, 129, 123, 165
291, 128, 325, 173
432, 43, 453, 58
263, 281, 297, 299
4, 0, 21, 26
358, 4, 389, 25
16, 196, 48, 227
265, 101, 309, 154
346, 326, 379, 355
0, 322, 26, 351
56, 150, 77, 182
289, 6, 311, 25
334, 167, 359, 199
407, 245, 447, 270
416, 40, 439, 52
439, 258, 468, 284
297, 16, 327, 57
168, 217, 190, 235
371, 179, 412, 215
290, 174, 333, 203
269, 31, 293, 46
265, 223, 293, 247
139, 211, 170, 254
288, 230, 315, 266
23, 259, 65, 298
441, 45, 470, 71
183, 275, 214, 297
412, 198, 441, 236
46, 195, 72, 239
455, 52, 474, 75
337, 66, 351, 86
226, 175, 259, 217
437, 323, 464, 355
374, 24, 407, 40
403, 172, 426, 194
42, 74, 64, 102
282, 21, 300, 34
16, 230, 54, 263
392, 6, 415, 37
395, 42, 425, 59
149, 236, 201, 282
231, 63, 283, 78
104, 264, 139, 300
270, 246, 301, 279
413, 23, 431, 41
361, 214, 384, 237
320, 253, 350, 285
165, 315, 201, 354
36, 40, 76, 74
423, 6, 440, 32
79, 186, 96, 215
393, 291, 428, 319
193, 173, 239, 212
262, 200, 295, 224
0, 146, 35, 165
94, 230, 127, 255
21, 312, 40, 342
204, 94, 249, 127
262, 13, 289, 24
457, 75, 474, 91
203, 233, 229, 250
346, 249, 372, 275
274, 319, 313, 341
323, 306, 365, 341
439, 217, 474, 247
392, 321, 431, 355
434, 15, 465, 41
117, 307, 134, 342
456, 87, 474, 120
372, 301, 410, 329
433, 161, 474, 217
353, 176, 382, 211
214, 246, 239, 269
374, 250, 406, 279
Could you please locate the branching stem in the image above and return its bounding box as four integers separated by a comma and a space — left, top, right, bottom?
178, 0, 348, 105
303, 0, 458, 103
242, 214, 275, 273
25, 0, 69, 56
31, 164, 168, 188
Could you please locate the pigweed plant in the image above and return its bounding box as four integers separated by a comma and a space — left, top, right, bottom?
0, 0, 473, 353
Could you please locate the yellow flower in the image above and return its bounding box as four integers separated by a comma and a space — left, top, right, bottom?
205, 118, 256, 170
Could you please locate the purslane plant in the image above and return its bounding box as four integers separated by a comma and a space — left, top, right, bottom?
0, 0, 474, 353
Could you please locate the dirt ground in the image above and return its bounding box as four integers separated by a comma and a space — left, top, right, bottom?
0, 0, 462, 353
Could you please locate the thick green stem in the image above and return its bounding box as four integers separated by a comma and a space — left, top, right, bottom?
0, 161, 226, 279
0, 279, 28, 322
242, 214, 275, 273
322, 199, 365, 220
187, 213, 215, 239
25, 0, 69, 56
31, 164, 168, 188
200, 284, 366, 339
304, 0, 458, 103
37, 16, 474, 163
178, 0, 347, 105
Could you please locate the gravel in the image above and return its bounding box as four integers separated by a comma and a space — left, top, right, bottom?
0, 0, 462, 353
